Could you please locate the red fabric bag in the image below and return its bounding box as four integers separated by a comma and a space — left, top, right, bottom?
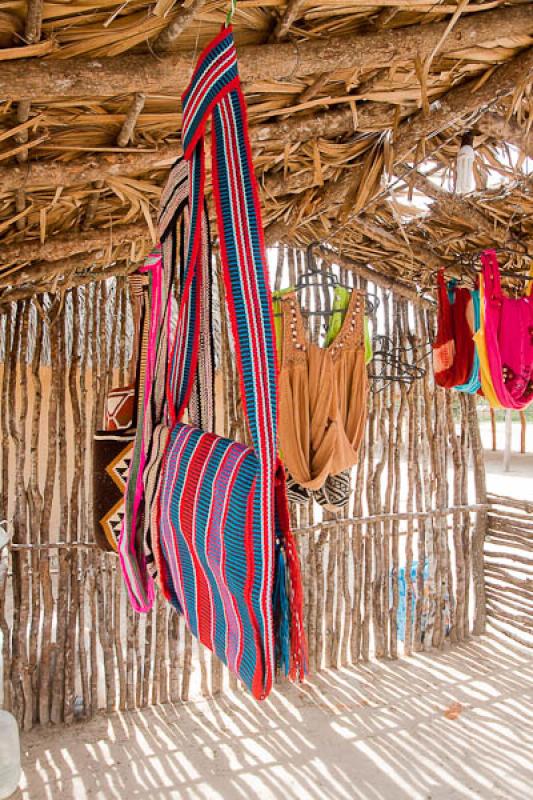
433, 270, 475, 388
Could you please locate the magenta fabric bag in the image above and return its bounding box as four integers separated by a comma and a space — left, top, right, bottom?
482, 249, 533, 410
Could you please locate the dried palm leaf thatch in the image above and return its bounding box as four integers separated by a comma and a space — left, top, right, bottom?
0, 2, 531, 299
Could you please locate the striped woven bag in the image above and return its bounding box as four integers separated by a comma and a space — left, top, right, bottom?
120, 26, 306, 701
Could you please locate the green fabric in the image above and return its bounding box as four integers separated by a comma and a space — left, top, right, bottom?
272, 287, 294, 359
323, 285, 349, 347
323, 286, 373, 363
272, 285, 373, 362
363, 317, 372, 364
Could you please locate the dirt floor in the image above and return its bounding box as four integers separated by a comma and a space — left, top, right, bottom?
11, 421, 533, 799
16, 632, 533, 800
479, 420, 532, 498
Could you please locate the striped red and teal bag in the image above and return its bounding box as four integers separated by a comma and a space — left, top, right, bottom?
120, 26, 306, 701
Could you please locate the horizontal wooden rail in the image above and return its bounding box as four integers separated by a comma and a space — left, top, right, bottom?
292, 504, 488, 535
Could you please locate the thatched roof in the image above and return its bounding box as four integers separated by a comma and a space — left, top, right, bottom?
0, 1, 532, 304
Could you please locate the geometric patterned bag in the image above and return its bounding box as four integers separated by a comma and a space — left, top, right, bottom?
92, 276, 146, 552
93, 428, 135, 551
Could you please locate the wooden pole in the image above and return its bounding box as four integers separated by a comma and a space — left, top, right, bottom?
0, 260, 139, 307
0, 7, 529, 98
490, 408, 496, 452
266, 46, 533, 240
315, 248, 433, 307
503, 409, 512, 473
270, 0, 306, 41
0, 222, 150, 268
520, 411, 526, 455
154, 0, 207, 51
116, 94, 146, 148
477, 112, 533, 160
1, 90, 532, 201
466, 394, 488, 636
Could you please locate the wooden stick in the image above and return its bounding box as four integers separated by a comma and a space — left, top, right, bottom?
38, 306, 59, 725
488, 494, 533, 513
117, 94, 146, 148
81, 180, 104, 232
8, 303, 29, 727
27, 309, 42, 723
1, 221, 150, 267
24, 0, 43, 45
154, 0, 207, 51
271, 0, 305, 41
63, 289, 82, 724
50, 306, 70, 724
466, 394, 488, 635
478, 112, 533, 160
1, 8, 527, 98
0, 310, 12, 711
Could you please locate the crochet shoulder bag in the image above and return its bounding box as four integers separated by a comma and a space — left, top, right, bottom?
119, 26, 306, 701
93, 274, 147, 552
432, 269, 474, 388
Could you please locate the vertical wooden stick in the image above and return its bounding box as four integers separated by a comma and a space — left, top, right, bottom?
490, 408, 496, 451
27, 308, 43, 724
466, 394, 488, 636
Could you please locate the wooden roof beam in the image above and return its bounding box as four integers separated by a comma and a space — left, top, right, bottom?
317, 247, 434, 308
0, 221, 151, 267
402, 171, 504, 241
0, 99, 393, 194
265, 45, 533, 242
0, 95, 528, 200
0, 260, 136, 307
0, 250, 126, 291
0, 6, 530, 99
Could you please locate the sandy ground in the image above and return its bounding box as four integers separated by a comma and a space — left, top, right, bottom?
16, 632, 533, 800
479, 420, 532, 498
9, 421, 533, 800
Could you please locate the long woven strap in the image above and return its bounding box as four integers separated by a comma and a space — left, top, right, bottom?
170, 25, 278, 468
165, 26, 280, 679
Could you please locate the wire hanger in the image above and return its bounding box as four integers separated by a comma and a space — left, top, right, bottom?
454, 249, 533, 282
225, 0, 237, 27
368, 334, 428, 393
293, 242, 380, 315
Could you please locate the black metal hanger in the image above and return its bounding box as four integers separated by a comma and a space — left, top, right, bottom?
368, 334, 428, 393
454, 248, 533, 282
290, 242, 380, 315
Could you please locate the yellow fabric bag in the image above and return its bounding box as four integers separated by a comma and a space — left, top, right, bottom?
473, 275, 502, 409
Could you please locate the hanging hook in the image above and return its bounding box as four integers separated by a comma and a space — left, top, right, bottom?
225, 0, 237, 27
305, 241, 320, 273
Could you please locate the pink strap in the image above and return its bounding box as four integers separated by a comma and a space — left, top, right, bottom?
481, 249, 502, 304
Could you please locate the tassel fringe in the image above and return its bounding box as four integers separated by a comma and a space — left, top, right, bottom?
274, 461, 308, 682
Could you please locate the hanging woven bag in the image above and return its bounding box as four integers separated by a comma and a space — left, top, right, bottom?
432, 269, 475, 388
92, 275, 147, 552
119, 26, 306, 701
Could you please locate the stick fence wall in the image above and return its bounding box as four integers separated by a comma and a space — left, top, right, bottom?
0, 256, 494, 731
